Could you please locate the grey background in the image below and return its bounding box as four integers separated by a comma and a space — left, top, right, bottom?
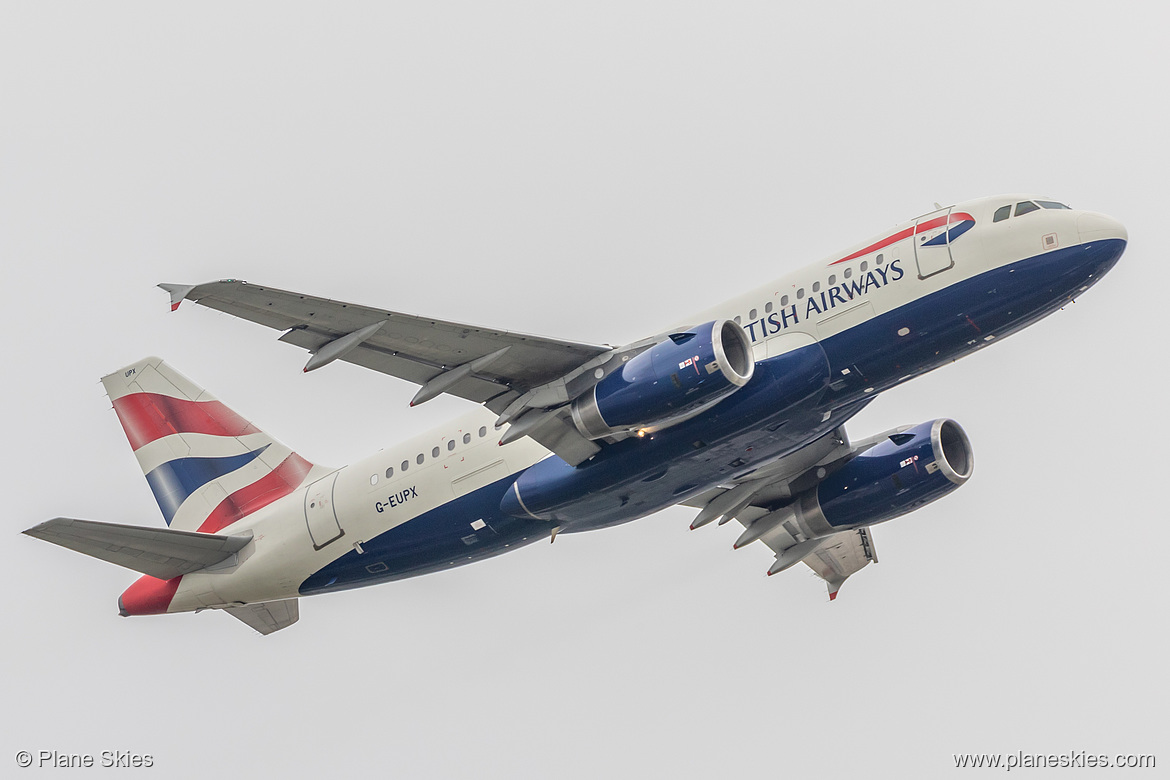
3, 2, 1165, 777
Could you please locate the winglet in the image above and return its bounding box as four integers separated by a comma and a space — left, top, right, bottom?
158, 283, 196, 312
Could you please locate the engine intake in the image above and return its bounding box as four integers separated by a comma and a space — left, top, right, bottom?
571, 320, 754, 440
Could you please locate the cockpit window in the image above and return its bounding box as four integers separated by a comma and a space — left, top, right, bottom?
1036, 200, 1070, 210
993, 205, 1011, 222
1015, 201, 1040, 217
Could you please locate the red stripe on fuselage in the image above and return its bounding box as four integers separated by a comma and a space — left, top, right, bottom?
196, 453, 315, 533
829, 212, 975, 266
120, 574, 182, 616
112, 393, 259, 451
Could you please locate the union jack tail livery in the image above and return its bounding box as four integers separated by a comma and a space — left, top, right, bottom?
102, 357, 325, 534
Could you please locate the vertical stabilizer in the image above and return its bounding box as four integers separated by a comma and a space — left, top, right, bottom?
102, 357, 327, 532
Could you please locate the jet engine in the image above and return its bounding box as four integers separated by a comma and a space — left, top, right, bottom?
785, 419, 975, 541
570, 319, 754, 440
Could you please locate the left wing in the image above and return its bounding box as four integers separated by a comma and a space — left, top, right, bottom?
161, 280, 638, 465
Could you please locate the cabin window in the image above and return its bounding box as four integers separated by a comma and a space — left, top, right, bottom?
733, 315, 741, 324
993, 205, 1011, 222
765, 301, 773, 313
463, 433, 472, 444
432, 446, 440, 458
385, 466, 394, 478
447, 439, 456, 451
797, 288, 805, 299
860, 261, 868, 272
812, 281, 820, 293
479, 426, 487, 437
844, 267, 852, 279
828, 275, 835, 285
1015, 201, 1040, 217
1037, 200, 1071, 210
781, 295, 789, 306
749, 308, 757, 320
416, 453, 425, 465
876, 254, 884, 265
401, 460, 409, 472
370, 474, 379, 486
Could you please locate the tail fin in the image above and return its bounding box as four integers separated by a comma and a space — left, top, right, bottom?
102, 357, 326, 533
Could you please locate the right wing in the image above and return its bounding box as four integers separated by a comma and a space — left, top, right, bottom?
685, 419, 901, 599
161, 280, 635, 465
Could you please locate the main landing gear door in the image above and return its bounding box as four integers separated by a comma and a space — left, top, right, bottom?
304, 472, 344, 550
913, 206, 955, 279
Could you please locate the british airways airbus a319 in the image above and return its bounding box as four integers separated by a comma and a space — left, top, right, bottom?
25, 195, 1126, 634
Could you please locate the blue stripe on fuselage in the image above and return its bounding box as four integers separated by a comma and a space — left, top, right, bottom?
302, 237, 1125, 589
298, 473, 549, 595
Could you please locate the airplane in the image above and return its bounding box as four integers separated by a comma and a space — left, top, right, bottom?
24, 194, 1127, 634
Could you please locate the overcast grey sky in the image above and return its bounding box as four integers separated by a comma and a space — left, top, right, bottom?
3, 2, 1166, 777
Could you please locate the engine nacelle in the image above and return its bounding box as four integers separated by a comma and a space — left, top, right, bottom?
570, 320, 754, 440
795, 419, 974, 534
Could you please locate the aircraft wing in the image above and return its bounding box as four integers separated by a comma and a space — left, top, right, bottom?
161, 280, 619, 464
225, 599, 300, 635
685, 418, 895, 599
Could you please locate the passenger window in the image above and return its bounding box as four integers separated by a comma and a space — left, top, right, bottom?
1015, 201, 1040, 217
844, 267, 852, 279
734, 315, 741, 324
463, 433, 471, 444
812, 282, 820, 293
447, 439, 456, 451
1037, 200, 1071, 210
876, 254, 884, 265
479, 426, 487, 438
749, 309, 757, 320
797, 288, 805, 299
860, 261, 868, 272
993, 205, 1011, 222
385, 467, 394, 479
416, 453, 425, 465
370, 474, 378, 486
431, 446, 440, 458
401, 460, 409, 472
781, 295, 789, 307
828, 275, 835, 285
765, 302, 773, 313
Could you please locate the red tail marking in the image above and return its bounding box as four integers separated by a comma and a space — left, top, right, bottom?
112, 393, 259, 451
119, 575, 182, 616
196, 453, 315, 533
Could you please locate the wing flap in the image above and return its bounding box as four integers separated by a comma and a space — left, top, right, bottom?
225, 599, 299, 635
800, 528, 878, 600
24, 517, 251, 581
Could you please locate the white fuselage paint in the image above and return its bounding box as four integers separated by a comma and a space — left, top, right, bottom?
162, 194, 1125, 612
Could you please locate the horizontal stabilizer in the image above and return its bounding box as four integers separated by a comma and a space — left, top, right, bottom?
226, 599, 299, 635
24, 517, 251, 581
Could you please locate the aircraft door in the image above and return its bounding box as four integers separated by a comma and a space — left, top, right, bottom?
304, 472, 344, 550
913, 207, 955, 279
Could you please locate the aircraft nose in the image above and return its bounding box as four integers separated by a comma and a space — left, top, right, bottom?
1077, 212, 1128, 244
